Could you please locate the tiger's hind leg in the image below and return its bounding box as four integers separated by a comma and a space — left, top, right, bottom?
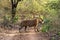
19, 26, 24, 33
25, 26, 28, 32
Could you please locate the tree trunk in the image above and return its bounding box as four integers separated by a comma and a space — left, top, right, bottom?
11, 0, 21, 23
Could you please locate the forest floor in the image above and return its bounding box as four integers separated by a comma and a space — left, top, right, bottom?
0, 26, 50, 40
0, 28, 49, 40
0, 31, 49, 40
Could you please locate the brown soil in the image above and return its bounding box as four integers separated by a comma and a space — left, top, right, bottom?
0, 27, 50, 40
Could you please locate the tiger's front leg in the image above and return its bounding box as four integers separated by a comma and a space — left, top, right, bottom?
34, 26, 39, 32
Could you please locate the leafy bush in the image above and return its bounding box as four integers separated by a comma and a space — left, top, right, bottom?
41, 25, 50, 32
12, 16, 19, 23
41, 17, 52, 32
57, 32, 60, 36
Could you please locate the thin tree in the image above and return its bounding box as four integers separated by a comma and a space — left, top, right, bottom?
11, 0, 22, 23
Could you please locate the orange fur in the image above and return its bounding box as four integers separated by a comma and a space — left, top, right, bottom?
19, 18, 44, 32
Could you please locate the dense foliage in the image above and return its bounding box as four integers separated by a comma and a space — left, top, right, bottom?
0, 0, 60, 36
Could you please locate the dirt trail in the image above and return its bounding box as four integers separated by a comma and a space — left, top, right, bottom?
0, 28, 49, 40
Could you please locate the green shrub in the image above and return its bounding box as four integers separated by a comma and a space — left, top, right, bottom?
41, 18, 52, 32
41, 25, 50, 32
57, 32, 60, 36
13, 16, 19, 23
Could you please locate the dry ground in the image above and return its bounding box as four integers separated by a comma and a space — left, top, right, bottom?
0, 27, 50, 40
